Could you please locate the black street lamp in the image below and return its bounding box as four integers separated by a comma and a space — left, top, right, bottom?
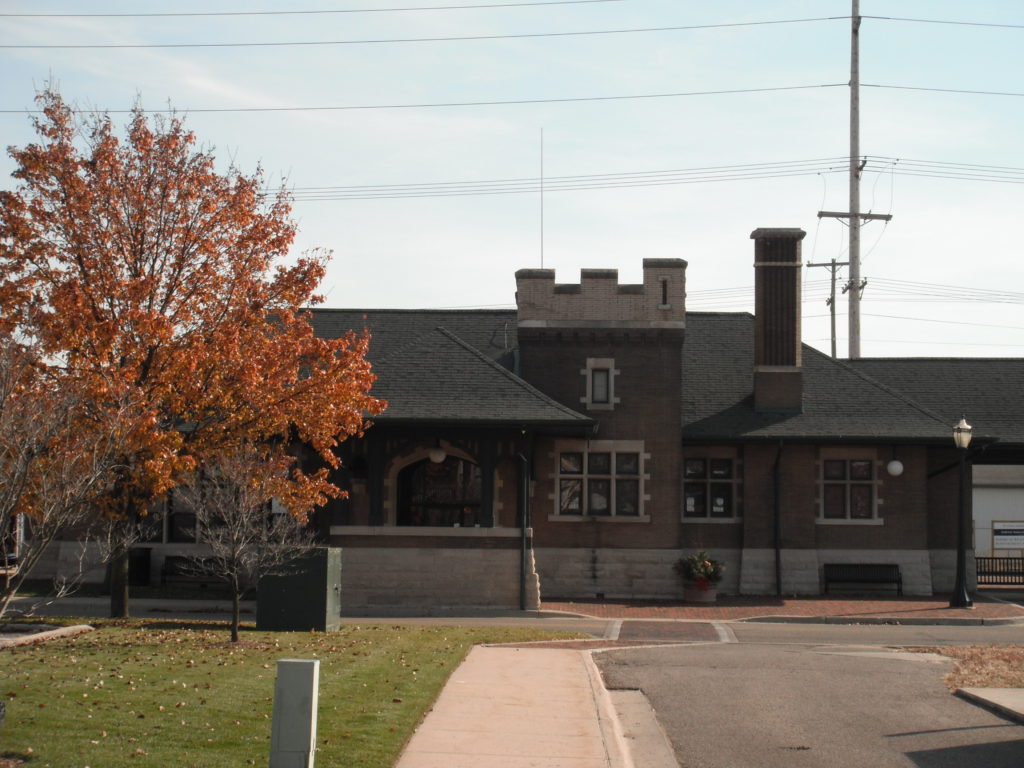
949, 416, 973, 609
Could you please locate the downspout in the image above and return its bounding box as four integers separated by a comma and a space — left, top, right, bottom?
773, 441, 784, 597
517, 449, 531, 611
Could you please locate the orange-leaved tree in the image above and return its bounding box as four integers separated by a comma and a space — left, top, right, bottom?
0, 88, 383, 616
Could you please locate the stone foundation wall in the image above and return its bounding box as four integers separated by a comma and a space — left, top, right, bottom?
534, 547, 742, 599
338, 547, 538, 616
739, 548, 938, 595
929, 550, 977, 594
534, 547, 946, 598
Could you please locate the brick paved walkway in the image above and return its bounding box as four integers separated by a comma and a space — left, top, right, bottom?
542, 593, 1024, 622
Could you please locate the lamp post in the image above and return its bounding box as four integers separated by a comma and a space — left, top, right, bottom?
949, 416, 973, 609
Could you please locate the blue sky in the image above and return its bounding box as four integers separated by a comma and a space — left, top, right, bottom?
2, 0, 1022, 358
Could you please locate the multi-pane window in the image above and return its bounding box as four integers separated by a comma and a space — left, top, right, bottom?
683, 458, 740, 519
821, 458, 875, 520
557, 449, 642, 517
397, 456, 481, 527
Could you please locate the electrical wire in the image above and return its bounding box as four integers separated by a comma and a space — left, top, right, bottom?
863, 15, 1024, 31
684, 278, 1024, 312
0, 16, 848, 49
290, 157, 849, 200
279, 155, 1023, 201
864, 83, 1024, 99
0, 84, 845, 115
3, 82, 1017, 118
862, 314, 1024, 332
0, 1, 625, 17
864, 278, 1024, 305
849, 338, 1024, 349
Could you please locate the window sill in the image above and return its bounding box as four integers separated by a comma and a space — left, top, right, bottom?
816, 518, 884, 526
682, 517, 742, 524
548, 514, 651, 523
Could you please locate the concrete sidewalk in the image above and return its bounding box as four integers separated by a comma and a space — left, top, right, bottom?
5, 592, 1023, 766
394, 645, 640, 768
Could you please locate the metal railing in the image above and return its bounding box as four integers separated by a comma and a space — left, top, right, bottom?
976, 557, 1024, 585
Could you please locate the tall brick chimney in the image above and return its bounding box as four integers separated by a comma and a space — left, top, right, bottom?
751, 228, 805, 412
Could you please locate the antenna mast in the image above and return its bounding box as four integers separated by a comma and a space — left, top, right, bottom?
540, 128, 545, 269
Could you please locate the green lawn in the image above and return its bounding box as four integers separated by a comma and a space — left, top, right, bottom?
1, 619, 578, 768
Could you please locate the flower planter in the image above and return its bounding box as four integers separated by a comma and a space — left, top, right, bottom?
683, 583, 718, 603
675, 550, 724, 604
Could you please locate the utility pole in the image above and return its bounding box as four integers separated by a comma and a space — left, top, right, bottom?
848, 0, 862, 358
807, 259, 849, 359
817, 0, 891, 359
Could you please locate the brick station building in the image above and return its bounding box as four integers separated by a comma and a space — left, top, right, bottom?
21, 227, 1023, 609
277, 227, 1022, 613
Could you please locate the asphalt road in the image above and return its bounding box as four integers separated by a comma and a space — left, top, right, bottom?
596, 622, 1024, 768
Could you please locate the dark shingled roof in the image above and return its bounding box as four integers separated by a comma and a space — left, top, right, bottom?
849, 358, 1024, 446
307, 308, 591, 429
307, 307, 1021, 445
682, 313, 951, 442
308, 308, 517, 363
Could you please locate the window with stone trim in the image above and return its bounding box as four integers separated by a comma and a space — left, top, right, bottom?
553, 440, 646, 519
580, 358, 618, 411
817, 449, 880, 523
683, 456, 742, 520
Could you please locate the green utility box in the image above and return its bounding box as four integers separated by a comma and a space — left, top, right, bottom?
256, 547, 342, 632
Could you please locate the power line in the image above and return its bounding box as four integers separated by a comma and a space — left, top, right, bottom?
0, 1, 625, 17
0, 84, 846, 115
290, 157, 849, 199
831, 338, 1024, 349
864, 83, 1024, 98
868, 156, 1024, 184
687, 278, 1024, 311
4, 81, 1020, 118
861, 313, 1024, 332
0, 16, 846, 49
865, 278, 1024, 305
282, 155, 1024, 201
864, 15, 1024, 31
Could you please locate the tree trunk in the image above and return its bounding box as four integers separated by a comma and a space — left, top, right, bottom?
109, 550, 130, 618
0, 584, 15, 620
231, 591, 241, 643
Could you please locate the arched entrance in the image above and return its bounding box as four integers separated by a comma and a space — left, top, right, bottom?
396, 456, 482, 527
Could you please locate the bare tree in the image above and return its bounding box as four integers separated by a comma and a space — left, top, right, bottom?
176, 448, 317, 642
0, 340, 125, 619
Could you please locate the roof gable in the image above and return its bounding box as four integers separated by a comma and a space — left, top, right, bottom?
371, 326, 593, 427
682, 313, 951, 442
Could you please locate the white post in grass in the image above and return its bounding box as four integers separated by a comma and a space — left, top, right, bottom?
269, 659, 320, 768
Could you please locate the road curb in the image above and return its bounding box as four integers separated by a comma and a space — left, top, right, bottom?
0, 624, 94, 648
583, 650, 634, 768
955, 688, 1024, 725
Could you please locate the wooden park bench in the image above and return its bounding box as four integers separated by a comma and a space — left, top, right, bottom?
823, 563, 903, 596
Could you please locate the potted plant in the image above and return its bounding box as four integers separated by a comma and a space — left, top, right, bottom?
674, 549, 724, 603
